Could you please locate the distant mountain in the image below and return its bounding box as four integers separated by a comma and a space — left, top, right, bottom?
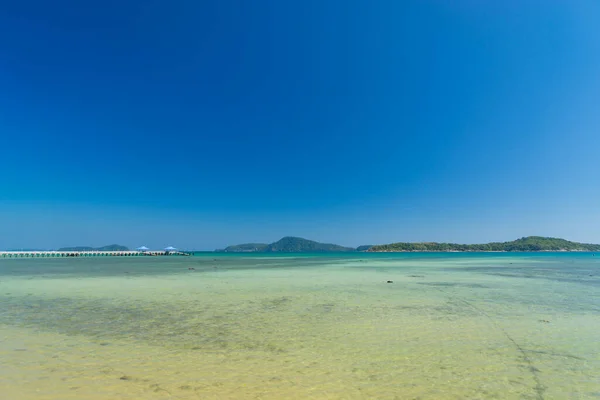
219, 243, 269, 252
368, 237, 600, 252
217, 237, 355, 253
265, 237, 355, 252
58, 244, 129, 251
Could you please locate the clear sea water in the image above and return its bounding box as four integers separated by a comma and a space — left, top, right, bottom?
1, 253, 599, 399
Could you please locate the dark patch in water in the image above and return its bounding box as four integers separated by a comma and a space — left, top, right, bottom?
0, 295, 289, 354
318, 303, 335, 313
417, 282, 489, 289
449, 264, 600, 288
432, 299, 481, 318
263, 296, 292, 310
525, 349, 585, 361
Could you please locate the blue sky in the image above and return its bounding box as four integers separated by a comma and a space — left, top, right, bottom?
1, 1, 599, 250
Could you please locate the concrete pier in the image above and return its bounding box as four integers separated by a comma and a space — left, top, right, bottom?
0, 250, 191, 258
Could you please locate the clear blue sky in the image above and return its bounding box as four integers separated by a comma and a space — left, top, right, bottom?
1, 1, 599, 250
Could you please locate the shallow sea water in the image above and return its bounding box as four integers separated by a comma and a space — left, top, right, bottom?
1, 253, 599, 399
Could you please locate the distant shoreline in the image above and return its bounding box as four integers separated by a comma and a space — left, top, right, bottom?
218, 236, 600, 253
367, 249, 593, 253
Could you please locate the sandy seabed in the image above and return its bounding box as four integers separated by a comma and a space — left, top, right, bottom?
1, 254, 599, 399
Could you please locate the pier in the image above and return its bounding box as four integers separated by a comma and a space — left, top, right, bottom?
0, 250, 191, 258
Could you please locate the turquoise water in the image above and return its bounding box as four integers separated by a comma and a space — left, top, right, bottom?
1, 253, 599, 399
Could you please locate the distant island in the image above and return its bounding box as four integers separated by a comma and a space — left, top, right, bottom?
216, 236, 600, 253
46, 237, 600, 254
368, 236, 600, 252
57, 244, 129, 251
218, 237, 359, 253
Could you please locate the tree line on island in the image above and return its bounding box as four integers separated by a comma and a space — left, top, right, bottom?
368, 236, 600, 252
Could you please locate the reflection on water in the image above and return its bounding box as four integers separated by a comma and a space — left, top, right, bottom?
1, 254, 599, 399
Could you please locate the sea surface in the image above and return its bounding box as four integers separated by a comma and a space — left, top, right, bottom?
1, 253, 599, 399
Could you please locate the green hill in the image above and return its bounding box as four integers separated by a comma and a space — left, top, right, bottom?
217, 237, 356, 253
368, 237, 600, 252
265, 237, 355, 252
58, 244, 129, 251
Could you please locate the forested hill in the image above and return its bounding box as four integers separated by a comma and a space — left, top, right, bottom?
368, 237, 600, 252
265, 237, 355, 252
218, 237, 356, 252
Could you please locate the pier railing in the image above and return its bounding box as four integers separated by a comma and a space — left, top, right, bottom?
0, 251, 191, 258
